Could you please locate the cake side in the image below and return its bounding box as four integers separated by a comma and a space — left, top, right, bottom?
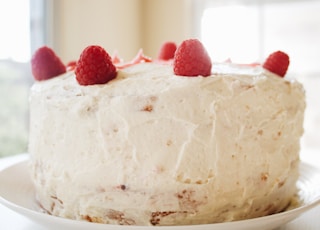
29, 62, 305, 225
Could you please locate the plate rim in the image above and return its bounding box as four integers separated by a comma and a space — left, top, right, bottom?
0, 159, 320, 230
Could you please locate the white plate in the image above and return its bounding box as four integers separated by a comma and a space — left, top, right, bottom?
0, 160, 319, 230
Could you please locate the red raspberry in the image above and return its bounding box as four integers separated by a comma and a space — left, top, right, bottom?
173, 39, 212, 77
75, 45, 117, 85
31, 46, 66, 81
263, 51, 289, 77
157, 41, 177, 60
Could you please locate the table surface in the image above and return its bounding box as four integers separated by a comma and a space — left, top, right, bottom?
1, 151, 319, 230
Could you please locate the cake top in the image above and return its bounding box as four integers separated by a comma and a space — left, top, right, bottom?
30, 39, 290, 85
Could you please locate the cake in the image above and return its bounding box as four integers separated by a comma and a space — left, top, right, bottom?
28, 39, 305, 226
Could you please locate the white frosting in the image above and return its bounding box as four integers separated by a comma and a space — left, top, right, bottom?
29, 63, 305, 225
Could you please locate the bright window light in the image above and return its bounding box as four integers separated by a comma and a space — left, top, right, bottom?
201, 1, 320, 74
201, 5, 261, 64
0, 0, 31, 62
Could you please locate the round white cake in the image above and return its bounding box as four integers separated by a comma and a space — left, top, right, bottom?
29, 61, 305, 225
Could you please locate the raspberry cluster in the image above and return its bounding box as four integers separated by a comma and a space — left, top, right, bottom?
31, 40, 290, 85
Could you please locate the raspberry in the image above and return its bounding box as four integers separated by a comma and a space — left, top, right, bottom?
75, 45, 117, 85
157, 41, 177, 60
31, 46, 66, 81
173, 39, 212, 77
263, 51, 289, 77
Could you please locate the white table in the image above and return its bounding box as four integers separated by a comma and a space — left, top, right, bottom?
1, 152, 319, 230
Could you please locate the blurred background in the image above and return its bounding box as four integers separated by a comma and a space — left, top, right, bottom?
0, 0, 319, 157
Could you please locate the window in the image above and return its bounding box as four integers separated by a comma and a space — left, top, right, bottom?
200, 0, 320, 150
0, 0, 46, 157
201, 5, 261, 64
201, 0, 320, 74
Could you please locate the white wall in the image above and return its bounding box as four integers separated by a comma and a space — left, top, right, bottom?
50, 0, 194, 63
51, 0, 142, 62
141, 0, 194, 58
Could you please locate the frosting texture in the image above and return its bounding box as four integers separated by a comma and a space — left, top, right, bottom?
29, 63, 305, 225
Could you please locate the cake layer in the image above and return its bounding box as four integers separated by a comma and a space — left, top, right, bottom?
29, 62, 305, 225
